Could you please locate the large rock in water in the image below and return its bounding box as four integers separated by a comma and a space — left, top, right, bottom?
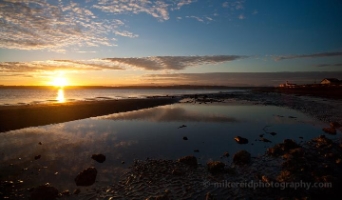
233, 150, 251, 165
30, 183, 59, 200
75, 167, 97, 186
234, 136, 248, 144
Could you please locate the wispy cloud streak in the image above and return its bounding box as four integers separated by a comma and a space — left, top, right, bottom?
143, 72, 342, 86
104, 55, 245, 70
0, 55, 245, 74
275, 52, 342, 61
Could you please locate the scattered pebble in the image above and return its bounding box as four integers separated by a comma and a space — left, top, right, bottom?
73, 188, 81, 195
234, 136, 248, 144
270, 132, 277, 136
178, 125, 187, 129
183, 136, 188, 140
91, 154, 106, 163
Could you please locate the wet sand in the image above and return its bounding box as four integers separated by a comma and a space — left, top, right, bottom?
0, 97, 178, 133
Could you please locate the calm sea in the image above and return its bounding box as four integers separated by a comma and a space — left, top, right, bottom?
0, 87, 244, 105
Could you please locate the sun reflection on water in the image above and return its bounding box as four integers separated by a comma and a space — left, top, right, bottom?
57, 89, 65, 103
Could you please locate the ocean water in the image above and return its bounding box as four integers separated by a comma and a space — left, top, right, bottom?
0, 103, 339, 199
0, 87, 243, 105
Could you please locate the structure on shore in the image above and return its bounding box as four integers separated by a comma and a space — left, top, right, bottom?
320, 78, 341, 85
279, 78, 342, 88
279, 81, 297, 88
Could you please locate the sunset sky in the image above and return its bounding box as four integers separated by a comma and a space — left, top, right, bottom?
1, 0, 342, 86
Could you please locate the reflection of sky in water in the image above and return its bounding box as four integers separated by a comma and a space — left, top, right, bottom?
56, 88, 65, 103
0, 103, 340, 193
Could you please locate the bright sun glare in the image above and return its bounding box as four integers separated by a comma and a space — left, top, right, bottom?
52, 76, 68, 87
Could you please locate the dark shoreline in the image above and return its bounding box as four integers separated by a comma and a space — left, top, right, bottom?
253, 86, 342, 100
0, 98, 178, 133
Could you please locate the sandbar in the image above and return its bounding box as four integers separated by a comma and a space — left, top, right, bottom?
0, 98, 178, 132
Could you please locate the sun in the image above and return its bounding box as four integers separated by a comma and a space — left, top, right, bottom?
52, 76, 68, 87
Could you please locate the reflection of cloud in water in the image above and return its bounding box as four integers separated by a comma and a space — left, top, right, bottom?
102, 106, 238, 123
0, 125, 138, 190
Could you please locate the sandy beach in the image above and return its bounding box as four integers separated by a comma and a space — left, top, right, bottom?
0, 97, 178, 133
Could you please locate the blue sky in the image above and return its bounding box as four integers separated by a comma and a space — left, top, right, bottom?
0, 0, 342, 86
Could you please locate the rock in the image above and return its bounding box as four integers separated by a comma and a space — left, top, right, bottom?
205, 192, 215, 200
267, 139, 299, 157
233, 150, 251, 165
287, 147, 304, 158
73, 188, 81, 195
234, 136, 248, 144
330, 121, 341, 128
121, 161, 125, 164
74, 167, 97, 186
171, 167, 184, 176
34, 155, 41, 160
30, 183, 59, 200
183, 136, 188, 140
270, 132, 277, 136
260, 137, 272, 143
312, 135, 333, 148
323, 127, 337, 135
178, 125, 187, 129
194, 149, 199, 153
207, 161, 225, 173
283, 139, 299, 150
38, 142, 42, 145
61, 190, 70, 196
91, 154, 106, 163
177, 156, 197, 167
223, 152, 230, 157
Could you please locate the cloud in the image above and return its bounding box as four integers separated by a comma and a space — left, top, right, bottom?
0, 59, 124, 74
93, 0, 171, 21
222, 0, 245, 10
142, 72, 342, 86
102, 106, 237, 123
0, 0, 247, 51
185, 15, 214, 23
315, 63, 342, 67
275, 52, 342, 61
0, 0, 128, 51
0, 55, 245, 74
104, 55, 245, 70
238, 14, 245, 20
186, 16, 204, 22
176, 0, 197, 9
